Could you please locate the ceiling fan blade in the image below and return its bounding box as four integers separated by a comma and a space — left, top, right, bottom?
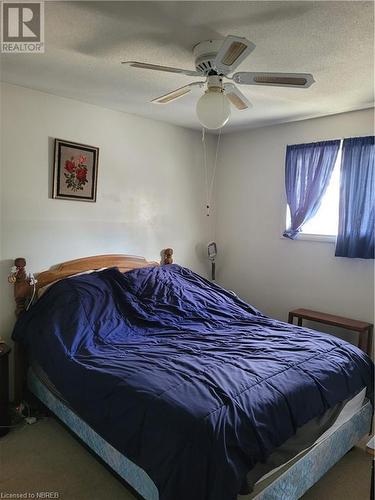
213, 35, 256, 75
122, 61, 201, 77
152, 82, 205, 104
224, 83, 251, 110
233, 72, 315, 88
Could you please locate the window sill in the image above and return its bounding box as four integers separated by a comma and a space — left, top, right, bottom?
282, 233, 337, 243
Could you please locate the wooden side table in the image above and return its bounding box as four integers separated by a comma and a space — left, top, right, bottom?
0, 342, 11, 437
288, 308, 373, 356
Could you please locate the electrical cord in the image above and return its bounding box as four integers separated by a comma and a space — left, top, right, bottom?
26, 274, 37, 311
0, 400, 43, 429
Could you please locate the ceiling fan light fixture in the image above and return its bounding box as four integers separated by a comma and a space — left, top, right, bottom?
123, 35, 315, 127
196, 89, 231, 130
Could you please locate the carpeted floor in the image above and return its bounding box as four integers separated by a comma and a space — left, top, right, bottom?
0, 417, 372, 500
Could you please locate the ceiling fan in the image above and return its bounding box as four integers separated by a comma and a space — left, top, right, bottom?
122, 35, 315, 129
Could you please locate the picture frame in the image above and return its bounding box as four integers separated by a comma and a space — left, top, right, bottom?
52, 139, 99, 202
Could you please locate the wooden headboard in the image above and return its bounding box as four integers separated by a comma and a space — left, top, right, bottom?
8, 248, 173, 402
9, 249, 174, 317
36, 254, 158, 288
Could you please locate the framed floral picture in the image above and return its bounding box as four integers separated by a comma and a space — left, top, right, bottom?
52, 139, 99, 202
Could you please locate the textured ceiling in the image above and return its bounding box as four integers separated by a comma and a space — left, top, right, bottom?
1, 1, 374, 132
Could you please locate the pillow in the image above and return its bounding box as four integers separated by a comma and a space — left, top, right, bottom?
37, 268, 108, 299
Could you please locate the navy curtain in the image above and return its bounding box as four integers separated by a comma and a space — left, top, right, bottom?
335, 136, 374, 259
283, 140, 340, 239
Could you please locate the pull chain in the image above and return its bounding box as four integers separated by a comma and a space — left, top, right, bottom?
202, 127, 210, 216
202, 126, 222, 218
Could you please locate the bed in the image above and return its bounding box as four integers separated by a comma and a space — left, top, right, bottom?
9, 252, 373, 500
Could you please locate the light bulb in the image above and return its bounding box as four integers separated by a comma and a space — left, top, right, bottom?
196, 90, 231, 130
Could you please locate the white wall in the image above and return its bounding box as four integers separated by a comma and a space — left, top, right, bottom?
1, 84, 373, 378
215, 109, 374, 338
0, 83, 214, 344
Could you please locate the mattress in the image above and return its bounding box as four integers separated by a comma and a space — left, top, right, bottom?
30, 363, 367, 498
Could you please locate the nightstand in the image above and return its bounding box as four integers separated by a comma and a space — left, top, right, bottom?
288, 308, 373, 355
0, 342, 11, 437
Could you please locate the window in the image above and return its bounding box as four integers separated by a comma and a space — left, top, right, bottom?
285, 141, 342, 238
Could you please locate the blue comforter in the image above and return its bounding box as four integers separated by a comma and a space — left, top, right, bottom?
13, 265, 373, 500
